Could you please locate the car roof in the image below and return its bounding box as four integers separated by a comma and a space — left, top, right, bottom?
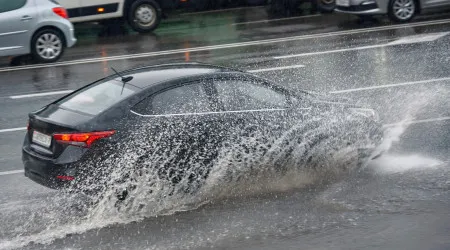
117, 63, 243, 89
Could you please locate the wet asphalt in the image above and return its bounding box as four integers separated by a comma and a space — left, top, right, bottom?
0, 7, 449, 250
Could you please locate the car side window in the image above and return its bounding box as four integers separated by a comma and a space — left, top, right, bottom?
0, 0, 27, 13
133, 82, 213, 115
213, 79, 288, 111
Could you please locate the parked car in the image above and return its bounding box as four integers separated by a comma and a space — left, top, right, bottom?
23, 63, 383, 198
0, 0, 76, 63
57, 0, 181, 33
335, 0, 450, 22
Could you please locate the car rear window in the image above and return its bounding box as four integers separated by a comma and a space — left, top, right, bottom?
58, 80, 137, 115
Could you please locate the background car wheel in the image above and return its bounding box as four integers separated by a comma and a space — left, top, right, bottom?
388, 0, 416, 22
30, 29, 65, 63
315, 0, 336, 13
127, 0, 162, 33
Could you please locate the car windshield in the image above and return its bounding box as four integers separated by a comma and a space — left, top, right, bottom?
57, 79, 137, 115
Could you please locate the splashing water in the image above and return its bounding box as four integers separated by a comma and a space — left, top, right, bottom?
0, 111, 383, 249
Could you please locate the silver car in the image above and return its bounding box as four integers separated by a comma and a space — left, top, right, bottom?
335, 0, 450, 22
0, 0, 77, 63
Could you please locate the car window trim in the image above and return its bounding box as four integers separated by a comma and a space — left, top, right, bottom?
130, 79, 217, 116
211, 77, 293, 111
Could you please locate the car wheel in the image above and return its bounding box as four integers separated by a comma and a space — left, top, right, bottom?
127, 0, 162, 33
315, 0, 336, 13
388, 0, 416, 22
30, 29, 65, 63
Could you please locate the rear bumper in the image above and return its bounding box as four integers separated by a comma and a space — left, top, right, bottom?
335, 0, 386, 14
335, 6, 383, 14
22, 147, 75, 189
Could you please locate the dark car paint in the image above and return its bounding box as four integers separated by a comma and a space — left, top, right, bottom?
23, 63, 380, 191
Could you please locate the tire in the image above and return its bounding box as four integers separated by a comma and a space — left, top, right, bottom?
127, 0, 162, 33
315, 0, 336, 13
30, 28, 65, 63
388, 0, 416, 22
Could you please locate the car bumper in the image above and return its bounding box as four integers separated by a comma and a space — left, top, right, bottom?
335, 0, 387, 14
22, 147, 75, 189
335, 6, 384, 14
66, 28, 77, 48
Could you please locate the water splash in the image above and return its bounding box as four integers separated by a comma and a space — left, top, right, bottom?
0, 111, 382, 249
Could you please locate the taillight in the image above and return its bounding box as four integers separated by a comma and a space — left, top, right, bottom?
52, 7, 68, 19
53, 130, 115, 148
56, 175, 75, 181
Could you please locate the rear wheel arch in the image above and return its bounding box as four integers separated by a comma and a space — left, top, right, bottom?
31, 26, 66, 48
124, 0, 163, 33
123, 0, 163, 16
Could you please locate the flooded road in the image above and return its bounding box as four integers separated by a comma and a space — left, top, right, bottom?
0, 8, 449, 250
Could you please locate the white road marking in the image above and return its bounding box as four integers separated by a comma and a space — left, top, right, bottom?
383, 116, 450, 128
275, 32, 450, 59
1, 18, 450, 73
0, 127, 26, 133
232, 14, 320, 26
0, 170, 24, 176
248, 64, 305, 73
275, 44, 386, 58
329, 77, 450, 94
387, 32, 450, 45
9, 90, 73, 99
0, 116, 448, 176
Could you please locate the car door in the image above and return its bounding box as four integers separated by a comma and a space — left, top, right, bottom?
210, 76, 311, 175
128, 80, 223, 194
0, 0, 36, 56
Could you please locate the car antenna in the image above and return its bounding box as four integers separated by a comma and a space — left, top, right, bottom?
111, 67, 133, 83
111, 67, 133, 95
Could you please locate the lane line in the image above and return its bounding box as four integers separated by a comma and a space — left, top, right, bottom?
1, 18, 450, 73
329, 77, 450, 94
383, 116, 450, 128
0, 116, 448, 176
275, 44, 386, 58
248, 64, 305, 73
9, 90, 73, 99
0, 127, 26, 133
275, 32, 450, 59
232, 14, 321, 26
0, 170, 24, 176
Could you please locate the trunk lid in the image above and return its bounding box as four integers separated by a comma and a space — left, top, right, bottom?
27, 104, 94, 158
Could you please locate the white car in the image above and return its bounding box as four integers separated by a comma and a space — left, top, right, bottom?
57, 0, 179, 33
0, 0, 77, 63
335, 0, 450, 22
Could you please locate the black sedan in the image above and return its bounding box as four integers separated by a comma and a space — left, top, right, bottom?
23, 63, 383, 198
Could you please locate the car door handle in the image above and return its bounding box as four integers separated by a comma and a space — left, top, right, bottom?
21, 15, 33, 21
